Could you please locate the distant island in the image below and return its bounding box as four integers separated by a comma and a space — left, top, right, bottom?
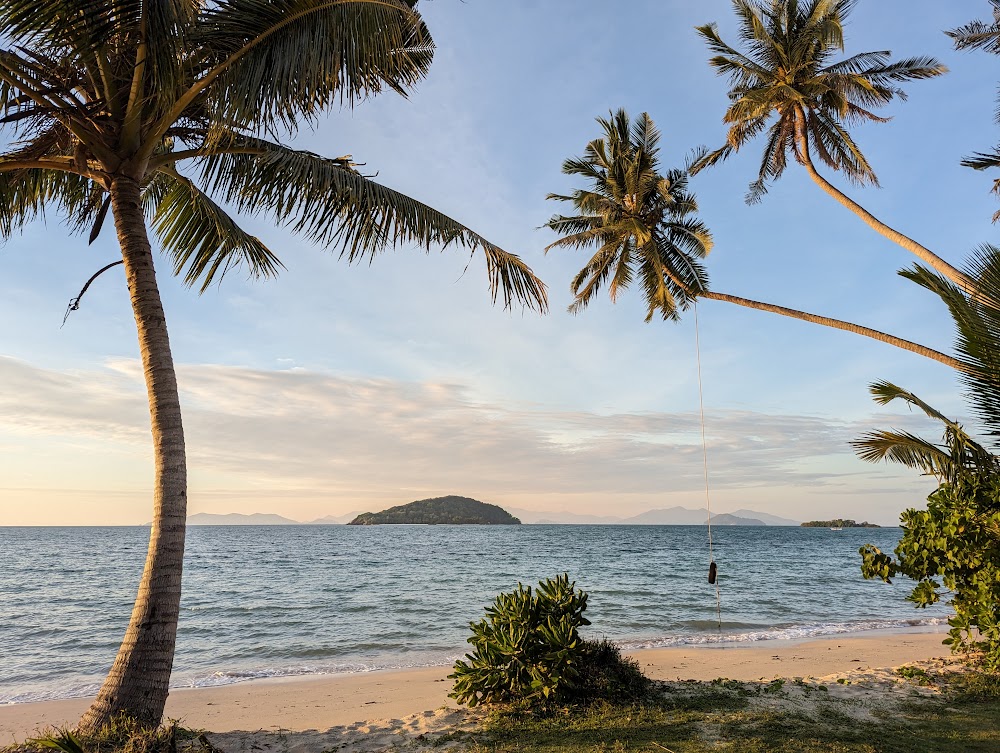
348, 496, 521, 525
801, 519, 880, 528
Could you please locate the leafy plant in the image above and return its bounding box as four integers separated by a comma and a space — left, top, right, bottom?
859, 471, 1000, 670
24, 718, 192, 753
449, 574, 594, 707
28, 731, 86, 753
573, 638, 650, 704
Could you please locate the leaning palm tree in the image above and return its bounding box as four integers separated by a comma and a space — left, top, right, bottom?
948, 1, 1000, 222
546, 109, 959, 369
690, 0, 973, 291
0, 0, 546, 733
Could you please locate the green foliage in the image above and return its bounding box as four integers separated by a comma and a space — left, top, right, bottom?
22, 718, 201, 753
860, 475, 1000, 670
450, 574, 630, 708
28, 731, 85, 753
573, 638, 650, 704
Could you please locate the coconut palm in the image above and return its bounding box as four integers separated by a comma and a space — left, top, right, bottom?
546, 109, 960, 369
690, 0, 974, 291
852, 246, 1000, 666
0, 0, 546, 733
948, 1, 1000, 222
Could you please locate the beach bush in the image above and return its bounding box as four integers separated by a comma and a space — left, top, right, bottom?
449, 574, 648, 708
449, 573, 590, 707
860, 474, 1000, 671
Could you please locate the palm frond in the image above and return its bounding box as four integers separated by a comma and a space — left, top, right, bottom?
198, 137, 547, 311
851, 429, 953, 475
193, 0, 432, 133
899, 252, 1000, 442
147, 170, 283, 292
0, 166, 100, 239
947, 1, 1000, 53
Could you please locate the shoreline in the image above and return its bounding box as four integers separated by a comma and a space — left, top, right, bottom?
0, 628, 951, 742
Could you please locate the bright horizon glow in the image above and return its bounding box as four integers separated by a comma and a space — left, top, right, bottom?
0, 1, 989, 527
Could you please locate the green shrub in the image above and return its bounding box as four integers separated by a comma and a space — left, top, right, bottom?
449, 573, 590, 707
574, 638, 650, 703
449, 574, 649, 708
860, 475, 1000, 671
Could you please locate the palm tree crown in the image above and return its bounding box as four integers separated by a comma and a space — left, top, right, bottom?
692, 0, 945, 202
0, 0, 547, 307
545, 108, 960, 370
545, 110, 712, 322
948, 1, 1000, 222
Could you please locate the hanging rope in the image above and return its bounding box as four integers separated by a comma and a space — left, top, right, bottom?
694, 301, 722, 631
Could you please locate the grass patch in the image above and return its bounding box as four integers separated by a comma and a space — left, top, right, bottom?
2, 719, 210, 753
466, 671, 1000, 753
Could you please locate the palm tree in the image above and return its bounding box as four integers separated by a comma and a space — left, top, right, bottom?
545, 109, 960, 369
948, 1, 1000, 222
852, 246, 1000, 666
0, 0, 546, 733
690, 0, 974, 292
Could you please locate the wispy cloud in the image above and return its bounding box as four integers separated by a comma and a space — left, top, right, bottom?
0, 356, 937, 524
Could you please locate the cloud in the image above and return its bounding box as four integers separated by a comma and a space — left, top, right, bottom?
0, 356, 939, 520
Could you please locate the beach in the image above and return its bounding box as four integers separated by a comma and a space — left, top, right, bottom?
0, 630, 952, 746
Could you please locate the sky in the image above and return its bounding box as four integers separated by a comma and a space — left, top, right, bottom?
1, 0, 997, 526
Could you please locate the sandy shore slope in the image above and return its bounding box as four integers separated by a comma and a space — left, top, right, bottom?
0, 630, 951, 747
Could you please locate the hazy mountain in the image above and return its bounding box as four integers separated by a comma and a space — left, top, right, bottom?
504, 507, 624, 525
621, 507, 709, 525
308, 512, 365, 525
184, 504, 799, 527
187, 512, 301, 525
727, 509, 799, 526
707, 513, 765, 526
503, 505, 798, 525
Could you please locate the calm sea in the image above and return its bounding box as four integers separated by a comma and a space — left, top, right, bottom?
0, 524, 949, 704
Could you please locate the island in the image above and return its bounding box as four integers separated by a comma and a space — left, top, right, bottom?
707, 513, 765, 526
801, 519, 880, 528
348, 495, 521, 525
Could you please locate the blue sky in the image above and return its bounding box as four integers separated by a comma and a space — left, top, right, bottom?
1, 0, 996, 525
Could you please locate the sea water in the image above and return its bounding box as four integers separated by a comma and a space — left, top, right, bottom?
0, 524, 949, 704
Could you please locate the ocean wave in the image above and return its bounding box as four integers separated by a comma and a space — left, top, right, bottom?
616, 617, 950, 649
2, 619, 951, 706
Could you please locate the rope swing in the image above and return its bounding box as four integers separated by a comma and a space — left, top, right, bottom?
693, 302, 722, 631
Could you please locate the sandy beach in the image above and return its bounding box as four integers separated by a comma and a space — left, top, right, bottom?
0, 629, 952, 747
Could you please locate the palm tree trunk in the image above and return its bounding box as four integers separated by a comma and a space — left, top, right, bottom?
792, 114, 978, 295
78, 176, 188, 734
698, 289, 962, 370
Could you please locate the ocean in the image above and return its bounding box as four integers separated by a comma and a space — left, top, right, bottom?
0, 524, 949, 705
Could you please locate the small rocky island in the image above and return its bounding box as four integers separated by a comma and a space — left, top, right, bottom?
348, 495, 521, 525
801, 519, 880, 528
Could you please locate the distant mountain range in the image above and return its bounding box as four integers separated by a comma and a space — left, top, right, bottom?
186, 505, 798, 526
187, 512, 300, 526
